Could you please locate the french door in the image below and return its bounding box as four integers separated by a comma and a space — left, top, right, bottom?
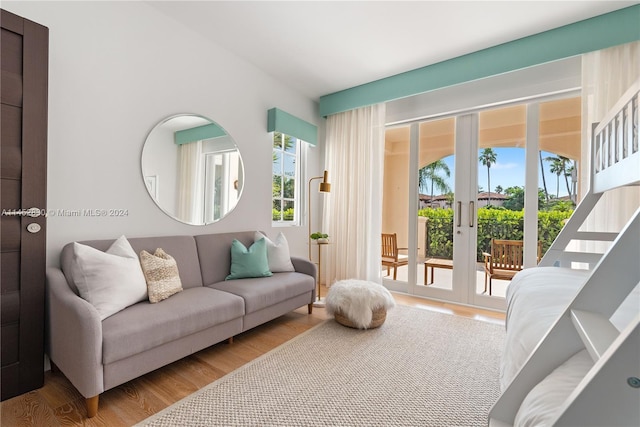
383, 114, 486, 306
383, 97, 579, 310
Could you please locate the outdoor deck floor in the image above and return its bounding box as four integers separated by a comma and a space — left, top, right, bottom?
383, 261, 511, 299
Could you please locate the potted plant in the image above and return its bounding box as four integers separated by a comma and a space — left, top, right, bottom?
310, 232, 329, 244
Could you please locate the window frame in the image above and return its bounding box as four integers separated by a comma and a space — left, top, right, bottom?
272, 132, 304, 226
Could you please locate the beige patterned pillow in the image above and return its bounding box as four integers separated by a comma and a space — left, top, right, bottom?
139, 248, 183, 303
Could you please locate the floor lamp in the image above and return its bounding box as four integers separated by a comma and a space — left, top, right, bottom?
308, 170, 331, 306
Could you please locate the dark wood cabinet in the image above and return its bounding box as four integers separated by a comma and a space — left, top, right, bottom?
1, 8, 49, 401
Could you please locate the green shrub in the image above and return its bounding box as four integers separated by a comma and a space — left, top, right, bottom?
419, 207, 572, 261
272, 208, 295, 221
537, 210, 572, 254
419, 208, 454, 259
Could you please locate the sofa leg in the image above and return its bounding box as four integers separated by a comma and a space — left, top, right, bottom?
50, 361, 59, 373
308, 303, 313, 314
227, 336, 234, 344
86, 395, 99, 418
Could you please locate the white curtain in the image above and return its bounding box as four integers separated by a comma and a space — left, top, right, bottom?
581, 41, 640, 248
177, 140, 204, 224
323, 104, 386, 284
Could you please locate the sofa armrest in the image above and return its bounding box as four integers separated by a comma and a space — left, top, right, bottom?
46, 267, 104, 398
290, 256, 317, 281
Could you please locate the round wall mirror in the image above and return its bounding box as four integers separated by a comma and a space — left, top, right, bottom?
141, 114, 244, 225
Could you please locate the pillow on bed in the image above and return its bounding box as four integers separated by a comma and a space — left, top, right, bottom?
254, 231, 295, 272
513, 349, 593, 427
70, 235, 148, 320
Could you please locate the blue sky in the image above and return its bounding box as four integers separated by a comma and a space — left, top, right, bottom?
424, 148, 573, 198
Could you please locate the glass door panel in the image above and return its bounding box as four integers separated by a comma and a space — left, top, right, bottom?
415, 114, 478, 303
538, 97, 581, 261
418, 118, 455, 292
476, 105, 527, 299
382, 125, 411, 287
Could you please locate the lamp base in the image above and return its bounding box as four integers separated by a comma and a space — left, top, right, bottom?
312, 298, 326, 308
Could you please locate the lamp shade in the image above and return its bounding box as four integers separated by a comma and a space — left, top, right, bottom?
319, 170, 331, 192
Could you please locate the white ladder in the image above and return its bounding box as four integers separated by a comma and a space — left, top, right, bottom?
489, 207, 640, 426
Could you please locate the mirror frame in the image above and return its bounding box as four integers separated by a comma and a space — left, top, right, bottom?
141, 113, 244, 225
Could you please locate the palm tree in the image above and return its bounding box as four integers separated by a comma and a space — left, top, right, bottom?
272, 132, 294, 162
545, 155, 572, 198
479, 148, 497, 206
419, 160, 451, 204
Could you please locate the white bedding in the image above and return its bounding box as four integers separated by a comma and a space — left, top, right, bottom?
513, 349, 593, 427
501, 266, 639, 391
501, 267, 589, 390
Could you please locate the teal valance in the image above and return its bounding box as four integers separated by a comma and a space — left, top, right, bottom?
267, 108, 318, 146
175, 122, 226, 145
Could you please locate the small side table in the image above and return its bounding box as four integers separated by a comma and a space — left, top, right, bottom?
313, 241, 329, 307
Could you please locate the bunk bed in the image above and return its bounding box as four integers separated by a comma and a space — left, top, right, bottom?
489, 79, 640, 427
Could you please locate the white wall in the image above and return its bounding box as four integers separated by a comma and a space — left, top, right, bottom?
581, 41, 640, 245
4, 1, 322, 265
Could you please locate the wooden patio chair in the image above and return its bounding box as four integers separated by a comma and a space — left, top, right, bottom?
483, 239, 541, 295
381, 233, 409, 280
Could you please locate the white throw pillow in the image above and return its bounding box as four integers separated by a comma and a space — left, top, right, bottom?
70, 235, 148, 320
254, 231, 295, 272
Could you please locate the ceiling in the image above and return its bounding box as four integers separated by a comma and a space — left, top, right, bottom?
148, 1, 637, 101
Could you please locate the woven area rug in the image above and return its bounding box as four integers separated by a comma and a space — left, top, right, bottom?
136, 305, 505, 427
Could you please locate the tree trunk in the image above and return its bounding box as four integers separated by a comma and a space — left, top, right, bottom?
487, 166, 491, 206
430, 180, 434, 203
539, 151, 549, 202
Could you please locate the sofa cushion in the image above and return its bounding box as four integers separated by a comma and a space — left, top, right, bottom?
101, 287, 244, 364
70, 236, 148, 320
208, 272, 315, 314
139, 248, 183, 303
226, 238, 272, 280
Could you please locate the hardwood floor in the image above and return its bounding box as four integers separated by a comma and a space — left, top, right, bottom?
1, 289, 505, 426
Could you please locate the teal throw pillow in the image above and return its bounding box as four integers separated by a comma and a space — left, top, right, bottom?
226, 238, 273, 280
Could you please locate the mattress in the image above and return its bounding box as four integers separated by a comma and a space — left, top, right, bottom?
501, 266, 639, 391
501, 267, 588, 390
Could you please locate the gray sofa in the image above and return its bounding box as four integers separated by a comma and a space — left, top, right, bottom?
45, 230, 316, 417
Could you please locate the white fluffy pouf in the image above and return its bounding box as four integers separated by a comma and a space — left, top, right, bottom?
325, 279, 396, 329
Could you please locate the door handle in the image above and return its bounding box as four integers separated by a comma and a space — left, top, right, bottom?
27, 223, 42, 233
456, 201, 462, 227
469, 201, 475, 227
1, 207, 42, 218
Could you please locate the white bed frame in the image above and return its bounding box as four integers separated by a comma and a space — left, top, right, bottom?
489, 79, 640, 426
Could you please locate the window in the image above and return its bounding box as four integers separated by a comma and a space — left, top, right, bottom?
272, 132, 300, 225
203, 150, 242, 223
